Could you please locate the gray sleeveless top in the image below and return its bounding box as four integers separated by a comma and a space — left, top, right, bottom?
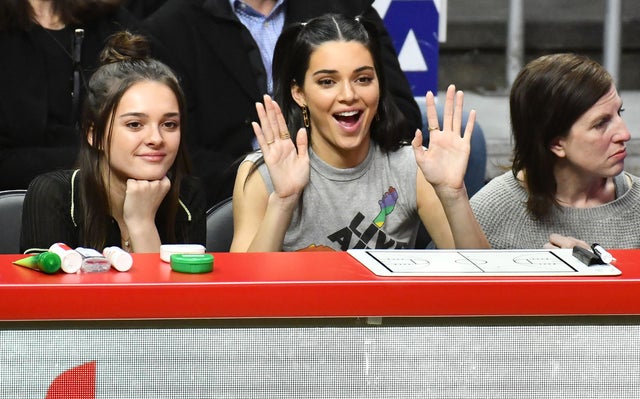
245, 143, 420, 251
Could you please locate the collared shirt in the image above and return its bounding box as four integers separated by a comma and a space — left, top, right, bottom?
229, 0, 286, 95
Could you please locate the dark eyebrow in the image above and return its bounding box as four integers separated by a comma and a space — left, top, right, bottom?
119, 112, 147, 119
118, 112, 180, 118
593, 103, 623, 122
312, 66, 375, 76
587, 98, 623, 125
354, 66, 375, 73
588, 112, 613, 128
312, 69, 337, 76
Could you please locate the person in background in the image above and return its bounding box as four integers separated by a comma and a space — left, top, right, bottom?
142, 0, 422, 207
0, 0, 152, 192
230, 14, 489, 252
20, 31, 206, 253
470, 53, 640, 249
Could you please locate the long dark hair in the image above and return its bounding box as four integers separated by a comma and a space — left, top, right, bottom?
510, 53, 613, 219
77, 31, 191, 249
272, 13, 410, 151
0, 0, 122, 31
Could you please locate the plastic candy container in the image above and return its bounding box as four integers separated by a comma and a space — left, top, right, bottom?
170, 253, 214, 274
160, 244, 205, 263
49, 243, 82, 273
76, 247, 111, 273
103, 246, 133, 272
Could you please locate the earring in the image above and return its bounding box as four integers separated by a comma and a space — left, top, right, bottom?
302, 105, 310, 128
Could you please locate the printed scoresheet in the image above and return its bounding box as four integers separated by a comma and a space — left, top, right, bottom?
347, 249, 622, 277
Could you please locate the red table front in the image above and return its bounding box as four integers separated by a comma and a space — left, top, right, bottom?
1, 251, 639, 321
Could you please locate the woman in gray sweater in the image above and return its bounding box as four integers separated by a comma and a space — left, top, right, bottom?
470, 53, 640, 249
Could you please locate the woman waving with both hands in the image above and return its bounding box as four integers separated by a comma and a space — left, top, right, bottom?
231, 13, 488, 252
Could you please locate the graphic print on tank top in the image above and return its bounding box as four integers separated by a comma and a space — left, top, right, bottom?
297, 186, 410, 251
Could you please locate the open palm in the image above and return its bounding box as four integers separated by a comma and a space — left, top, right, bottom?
413, 85, 475, 192
253, 95, 310, 200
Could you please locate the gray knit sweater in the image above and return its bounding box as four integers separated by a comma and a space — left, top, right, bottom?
470, 171, 640, 249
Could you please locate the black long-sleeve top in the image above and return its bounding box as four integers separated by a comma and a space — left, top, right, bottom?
20, 169, 207, 253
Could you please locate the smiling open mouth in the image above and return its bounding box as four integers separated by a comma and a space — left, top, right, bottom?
333, 110, 362, 127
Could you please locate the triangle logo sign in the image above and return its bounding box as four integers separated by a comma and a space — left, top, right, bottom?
398, 29, 428, 72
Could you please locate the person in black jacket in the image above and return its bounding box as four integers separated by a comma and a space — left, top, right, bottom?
123, 0, 168, 19
0, 0, 172, 193
143, 0, 422, 207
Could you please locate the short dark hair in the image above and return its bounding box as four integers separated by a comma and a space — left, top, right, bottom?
510, 53, 613, 219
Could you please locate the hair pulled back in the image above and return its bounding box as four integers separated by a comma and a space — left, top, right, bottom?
272, 13, 410, 151
77, 31, 190, 249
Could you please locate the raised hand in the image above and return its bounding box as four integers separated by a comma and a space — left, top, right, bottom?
412, 84, 476, 195
253, 95, 310, 202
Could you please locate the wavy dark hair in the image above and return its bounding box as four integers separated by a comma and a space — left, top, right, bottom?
510, 53, 613, 220
0, 0, 122, 31
77, 31, 191, 249
272, 13, 411, 151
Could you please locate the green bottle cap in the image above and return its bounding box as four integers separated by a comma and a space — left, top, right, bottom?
36, 252, 62, 274
170, 253, 214, 274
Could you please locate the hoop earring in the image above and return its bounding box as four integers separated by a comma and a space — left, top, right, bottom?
302, 105, 310, 129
